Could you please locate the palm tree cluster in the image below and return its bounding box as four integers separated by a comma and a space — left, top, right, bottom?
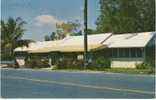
1, 17, 26, 60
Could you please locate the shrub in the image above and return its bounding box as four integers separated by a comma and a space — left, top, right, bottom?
56, 59, 84, 69
95, 57, 111, 68
136, 63, 151, 69
25, 59, 50, 68
55, 57, 111, 70
87, 57, 111, 68
148, 68, 155, 74
7, 63, 19, 68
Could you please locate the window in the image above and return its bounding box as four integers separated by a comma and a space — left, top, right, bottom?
110, 49, 113, 57
130, 48, 143, 58
136, 48, 142, 57
131, 48, 136, 57
125, 48, 130, 57
110, 48, 143, 58
119, 48, 126, 57
112, 48, 118, 58
111, 48, 144, 58
118, 48, 122, 57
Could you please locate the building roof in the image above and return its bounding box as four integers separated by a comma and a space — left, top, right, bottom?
14, 33, 111, 53
14, 40, 62, 53
59, 33, 111, 52
28, 40, 62, 53
103, 32, 155, 48
14, 32, 155, 53
14, 46, 29, 52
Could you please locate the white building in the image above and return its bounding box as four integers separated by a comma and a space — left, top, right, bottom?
14, 32, 155, 68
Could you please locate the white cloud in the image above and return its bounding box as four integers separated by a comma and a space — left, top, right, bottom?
34, 15, 63, 26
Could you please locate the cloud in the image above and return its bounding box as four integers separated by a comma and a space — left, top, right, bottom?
34, 15, 63, 26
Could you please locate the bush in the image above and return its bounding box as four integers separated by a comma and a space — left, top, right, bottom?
135, 63, 155, 74
87, 57, 111, 70
95, 57, 110, 68
55, 57, 111, 70
7, 63, 19, 68
136, 63, 152, 69
147, 68, 155, 74
56, 59, 84, 69
25, 59, 50, 68
1, 55, 13, 61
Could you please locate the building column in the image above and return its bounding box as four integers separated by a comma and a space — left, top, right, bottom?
49, 57, 52, 67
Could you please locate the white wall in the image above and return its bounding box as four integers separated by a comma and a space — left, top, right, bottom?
111, 58, 144, 68
15, 57, 25, 67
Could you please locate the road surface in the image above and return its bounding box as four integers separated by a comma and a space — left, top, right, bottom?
1, 69, 155, 98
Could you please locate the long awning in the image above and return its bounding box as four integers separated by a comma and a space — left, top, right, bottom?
28, 44, 107, 53
28, 46, 60, 53
59, 44, 107, 52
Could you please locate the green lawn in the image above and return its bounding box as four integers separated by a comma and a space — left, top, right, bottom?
103, 68, 155, 75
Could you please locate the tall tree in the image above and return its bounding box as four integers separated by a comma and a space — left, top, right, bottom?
87, 29, 98, 35
1, 17, 26, 59
44, 35, 51, 41
56, 21, 81, 37
15, 39, 34, 47
45, 21, 81, 41
96, 0, 155, 34
44, 32, 57, 41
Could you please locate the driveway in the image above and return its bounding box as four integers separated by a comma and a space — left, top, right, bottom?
1, 69, 155, 98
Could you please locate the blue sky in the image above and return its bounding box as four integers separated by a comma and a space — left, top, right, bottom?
2, 0, 100, 41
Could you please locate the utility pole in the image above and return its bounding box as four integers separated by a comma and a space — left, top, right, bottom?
84, 0, 88, 69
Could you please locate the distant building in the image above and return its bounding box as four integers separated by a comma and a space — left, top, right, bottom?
14, 32, 155, 68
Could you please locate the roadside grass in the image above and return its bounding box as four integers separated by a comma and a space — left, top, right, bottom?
3, 64, 155, 75
103, 68, 155, 75
52, 67, 155, 75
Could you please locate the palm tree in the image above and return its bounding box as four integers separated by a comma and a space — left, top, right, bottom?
1, 17, 26, 60
15, 39, 35, 47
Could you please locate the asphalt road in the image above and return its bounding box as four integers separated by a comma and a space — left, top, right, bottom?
1, 69, 155, 98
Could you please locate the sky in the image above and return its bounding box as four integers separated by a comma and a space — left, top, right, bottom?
2, 0, 100, 41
